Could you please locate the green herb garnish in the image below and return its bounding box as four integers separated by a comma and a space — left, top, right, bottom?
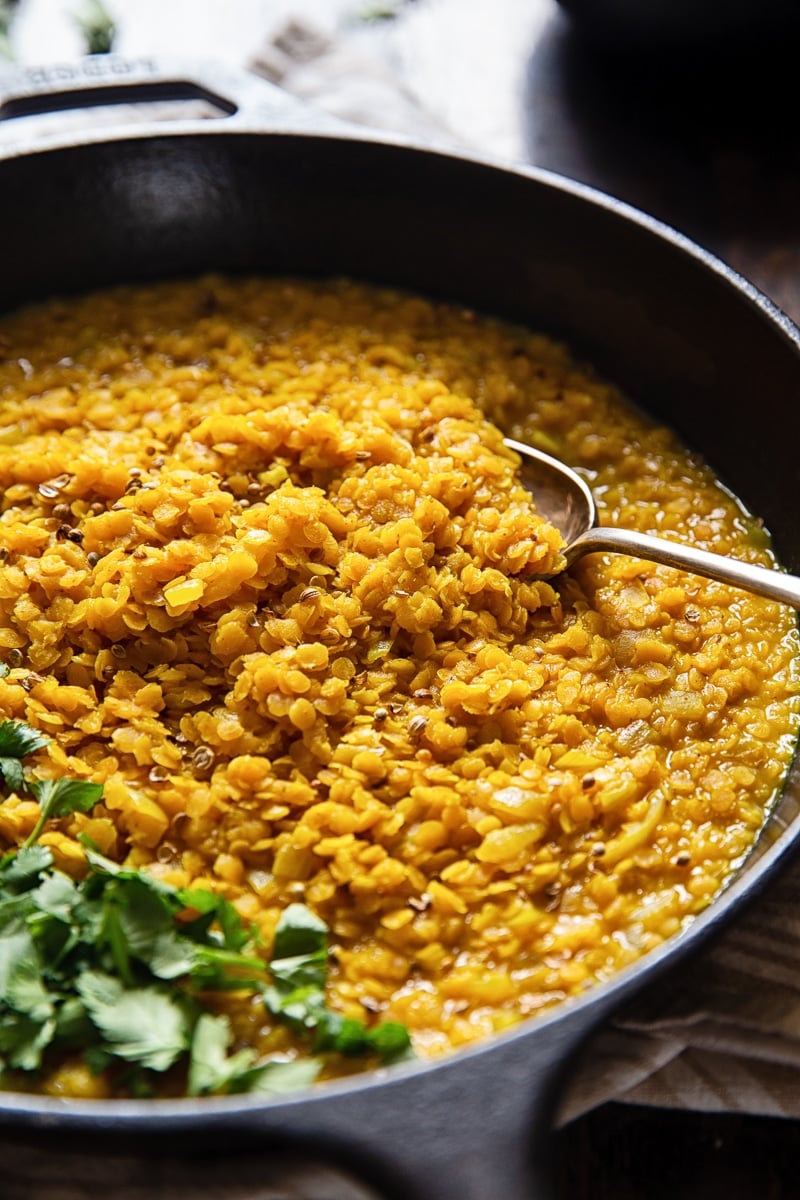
0, 1, 16, 60
0, 770, 413, 1095
73, 0, 115, 55
353, 0, 405, 22
24, 779, 104, 849
0, 720, 49, 795
265, 904, 413, 1064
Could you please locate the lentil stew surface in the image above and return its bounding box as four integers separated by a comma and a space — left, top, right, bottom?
0, 276, 797, 1095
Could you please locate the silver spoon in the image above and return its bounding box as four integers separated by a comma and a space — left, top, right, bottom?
505, 437, 800, 608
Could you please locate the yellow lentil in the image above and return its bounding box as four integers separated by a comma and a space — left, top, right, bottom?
0, 275, 797, 1093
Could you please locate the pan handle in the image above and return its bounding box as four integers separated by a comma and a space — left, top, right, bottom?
0, 54, 347, 146
205, 1009, 594, 1200
0, 1006, 594, 1200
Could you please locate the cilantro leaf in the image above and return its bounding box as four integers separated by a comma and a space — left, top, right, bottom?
76, 970, 194, 1072
0, 720, 49, 759
0, 930, 55, 1022
187, 1014, 322, 1097
271, 903, 328, 963
103, 877, 197, 981
24, 779, 104, 849
264, 904, 415, 1066
0, 720, 49, 795
365, 1020, 414, 1064
267, 904, 328, 999
0, 844, 53, 888
0, 758, 24, 795
189, 945, 266, 992
53, 996, 94, 1050
241, 1057, 321, 1096
178, 888, 253, 952
0, 1013, 57, 1071
81, 843, 178, 901
0, 838, 412, 1093
0, 663, 9, 678
312, 1010, 366, 1054
187, 1013, 258, 1096
147, 931, 199, 982
29, 778, 103, 822
31, 871, 80, 922
309, 1009, 412, 1063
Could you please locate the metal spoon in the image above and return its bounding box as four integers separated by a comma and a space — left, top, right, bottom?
505, 436, 800, 608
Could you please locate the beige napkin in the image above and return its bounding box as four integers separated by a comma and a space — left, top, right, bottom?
555, 860, 800, 1124
251, 16, 800, 1131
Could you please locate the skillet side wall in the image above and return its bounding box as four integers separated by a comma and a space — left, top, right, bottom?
4, 131, 800, 565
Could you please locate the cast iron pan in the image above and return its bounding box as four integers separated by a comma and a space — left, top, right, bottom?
1, 56, 800, 1200
554, 0, 800, 48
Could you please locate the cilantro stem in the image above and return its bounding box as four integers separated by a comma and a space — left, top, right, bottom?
21, 812, 47, 851
22, 778, 104, 849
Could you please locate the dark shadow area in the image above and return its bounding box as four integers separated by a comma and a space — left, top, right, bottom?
2, 1128, 385, 1200
554, 1103, 800, 1199
522, 13, 800, 320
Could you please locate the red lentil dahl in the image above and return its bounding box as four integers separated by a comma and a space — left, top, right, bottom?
0, 275, 797, 1094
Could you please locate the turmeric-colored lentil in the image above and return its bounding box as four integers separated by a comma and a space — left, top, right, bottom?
0, 275, 797, 1087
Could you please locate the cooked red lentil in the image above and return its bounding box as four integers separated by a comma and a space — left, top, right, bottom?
0, 276, 797, 1093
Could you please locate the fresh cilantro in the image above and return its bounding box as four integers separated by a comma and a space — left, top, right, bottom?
178, 887, 253, 952
188, 1013, 323, 1097
271, 902, 328, 961
0, 664, 9, 679
81, 842, 176, 897
187, 1013, 258, 1096
29, 778, 104, 821
0, 757, 23, 796
264, 904, 414, 1065
0, 1014, 56, 1071
268, 902, 327, 992
360, 1018, 414, 1063
0, 844, 53, 887
242, 1056, 322, 1096
52, 995, 93, 1050
74, 0, 115, 55
23, 779, 104, 848
0, 720, 49, 759
77, 970, 194, 1072
29, 870, 79, 922
0, 795, 412, 1094
0, 720, 49, 795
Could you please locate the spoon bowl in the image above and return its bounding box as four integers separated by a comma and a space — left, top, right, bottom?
506, 436, 800, 608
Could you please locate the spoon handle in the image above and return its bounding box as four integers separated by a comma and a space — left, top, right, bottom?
566, 526, 800, 608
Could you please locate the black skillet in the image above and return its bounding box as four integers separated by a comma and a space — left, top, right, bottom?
1, 56, 800, 1200
555, 0, 800, 48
